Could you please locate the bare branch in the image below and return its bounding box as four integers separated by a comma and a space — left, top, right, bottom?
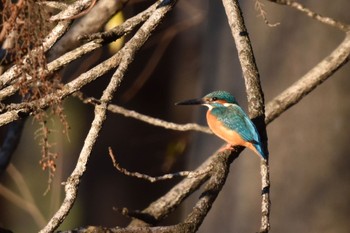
0, 18, 72, 87
79, 3, 154, 43
60, 149, 236, 233
108, 147, 211, 183
49, 0, 127, 58
40, 2, 177, 232
50, 0, 96, 21
128, 147, 234, 227
79, 95, 211, 134
0, 0, 155, 101
0, 48, 122, 127
267, 0, 350, 32
0, 39, 104, 101
255, 0, 280, 27
265, 33, 350, 124
222, 0, 270, 232
108, 104, 212, 134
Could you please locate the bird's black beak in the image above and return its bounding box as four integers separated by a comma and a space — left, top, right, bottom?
175, 98, 205, 106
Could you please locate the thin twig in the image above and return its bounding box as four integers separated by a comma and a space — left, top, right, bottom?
255, 0, 280, 27
79, 95, 212, 134
268, 0, 350, 32
108, 147, 211, 182
108, 104, 212, 134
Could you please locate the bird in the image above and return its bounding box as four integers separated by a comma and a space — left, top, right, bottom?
176, 90, 266, 160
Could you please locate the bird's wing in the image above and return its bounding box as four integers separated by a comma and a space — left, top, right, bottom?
216, 105, 260, 144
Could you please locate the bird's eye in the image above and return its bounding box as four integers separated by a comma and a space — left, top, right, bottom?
211, 97, 218, 101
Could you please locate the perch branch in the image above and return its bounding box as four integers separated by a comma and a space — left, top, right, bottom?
222, 0, 270, 232
67, 3, 350, 232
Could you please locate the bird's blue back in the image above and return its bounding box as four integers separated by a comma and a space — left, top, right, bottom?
210, 103, 266, 159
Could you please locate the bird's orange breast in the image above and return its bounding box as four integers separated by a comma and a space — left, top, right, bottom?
206, 110, 246, 147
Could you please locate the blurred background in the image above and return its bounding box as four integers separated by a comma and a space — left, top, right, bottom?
1, 0, 350, 232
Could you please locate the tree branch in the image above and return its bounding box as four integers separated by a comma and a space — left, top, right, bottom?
49, 0, 128, 58
58, 149, 236, 233
40, 2, 177, 232
49, 0, 96, 21
265, 33, 350, 124
221, 0, 270, 232
108, 147, 212, 183
78, 94, 211, 134
267, 0, 350, 32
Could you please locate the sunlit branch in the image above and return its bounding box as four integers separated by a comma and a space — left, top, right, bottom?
267, 0, 350, 32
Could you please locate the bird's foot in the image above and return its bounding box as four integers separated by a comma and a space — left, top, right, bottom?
218, 143, 234, 153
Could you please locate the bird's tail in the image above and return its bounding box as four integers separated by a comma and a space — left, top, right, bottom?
253, 143, 267, 160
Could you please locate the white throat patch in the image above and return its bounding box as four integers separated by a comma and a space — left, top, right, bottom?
223, 103, 236, 107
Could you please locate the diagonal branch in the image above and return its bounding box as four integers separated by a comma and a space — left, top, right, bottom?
75, 2, 350, 233
40, 2, 177, 232
58, 149, 236, 233
265, 33, 350, 124
49, 0, 129, 58
128, 149, 235, 228
49, 0, 96, 21
267, 0, 350, 32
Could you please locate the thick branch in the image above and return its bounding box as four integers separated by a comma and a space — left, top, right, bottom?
128, 149, 233, 227
59, 149, 235, 233
222, 0, 270, 232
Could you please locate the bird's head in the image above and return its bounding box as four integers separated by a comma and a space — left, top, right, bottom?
175, 91, 238, 109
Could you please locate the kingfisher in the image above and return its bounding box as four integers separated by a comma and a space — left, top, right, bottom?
176, 91, 266, 160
